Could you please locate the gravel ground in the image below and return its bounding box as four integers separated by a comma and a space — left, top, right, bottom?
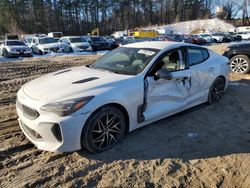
0, 49, 250, 188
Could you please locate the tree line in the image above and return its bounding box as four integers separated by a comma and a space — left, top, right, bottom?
0, 0, 248, 36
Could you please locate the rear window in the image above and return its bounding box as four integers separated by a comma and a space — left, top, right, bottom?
187, 48, 209, 66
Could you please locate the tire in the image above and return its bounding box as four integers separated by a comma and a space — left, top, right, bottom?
230, 55, 250, 74
2, 48, 9, 57
92, 46, 97, 52
39, 50, 43, 55
208, 77, 225, 105
81, 105, 126, 153
69, 47, 73, 53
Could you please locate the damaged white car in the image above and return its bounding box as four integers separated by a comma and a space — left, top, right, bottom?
16, 41, 230, 153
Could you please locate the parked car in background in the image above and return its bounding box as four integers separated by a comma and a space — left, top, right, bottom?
237, 32, 250, 40
213, 33, 232, 43
59, 36, 92, 53
31, 37, 62, 55
198, 34, 215, 43
159, 35, 181, 42
102, 36, 119, 49
223, 42, 250, 74
0, 40, 32, 57
82, 36, 111, 51
16, 41, 230, 153
210, 33, 224, 43
173, 34, 193, 43
228, 32, 242, 41
190, 35, 206, 45
113, 38, 131, 46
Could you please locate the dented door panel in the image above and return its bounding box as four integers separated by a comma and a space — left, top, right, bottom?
144, 69, 195, 121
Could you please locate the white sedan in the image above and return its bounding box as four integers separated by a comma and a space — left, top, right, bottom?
16, 42, 230, 153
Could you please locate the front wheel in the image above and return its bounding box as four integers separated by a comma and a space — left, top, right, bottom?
69, 47, 73, 53
81, 106, 126, 153
2, 48, 9, 57
230, 55, 250, 74
208, 77, 225, 104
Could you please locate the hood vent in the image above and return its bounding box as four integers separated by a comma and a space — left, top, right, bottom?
72, 77, 99, 84
54, 69, 71, 76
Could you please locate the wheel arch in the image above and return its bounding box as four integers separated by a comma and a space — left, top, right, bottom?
217, 75, 226, 83
229, 53, 250, 60
85, 103, 130, 134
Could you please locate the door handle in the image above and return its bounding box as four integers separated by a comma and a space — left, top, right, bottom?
208, 67, 215, 71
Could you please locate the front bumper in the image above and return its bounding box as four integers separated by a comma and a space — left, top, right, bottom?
73, 46, 92, 52
8, 51, 32, 57
16, 92, 90, 152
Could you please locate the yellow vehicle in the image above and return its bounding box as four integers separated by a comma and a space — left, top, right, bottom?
133, 30, 159, 38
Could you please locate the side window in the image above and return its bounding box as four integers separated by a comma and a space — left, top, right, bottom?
187, 48, 209, 66
202, 49, 209, 60
160, 49, 185, 72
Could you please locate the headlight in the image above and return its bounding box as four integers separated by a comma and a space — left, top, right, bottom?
40, 96, 94, 116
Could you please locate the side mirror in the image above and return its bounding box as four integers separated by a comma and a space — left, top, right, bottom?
155, 68, 173, 80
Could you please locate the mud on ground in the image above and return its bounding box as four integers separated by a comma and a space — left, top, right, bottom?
0, 53, 250, 188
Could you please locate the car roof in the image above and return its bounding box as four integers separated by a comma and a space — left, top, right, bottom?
5, 40, 22, 42
62, 36, 81, 38
122, 41, 196, 50
33, 36, 52, 39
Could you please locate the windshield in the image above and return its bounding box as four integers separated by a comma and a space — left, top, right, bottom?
39, 38, 56, 44
91, 37, 103, 42
69, 37, 84, 43
26, 38, 32, 43
6, 41, 26, 46
91, 47, 159, 75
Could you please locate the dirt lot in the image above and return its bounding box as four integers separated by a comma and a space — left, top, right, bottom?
0, 48, 250, 188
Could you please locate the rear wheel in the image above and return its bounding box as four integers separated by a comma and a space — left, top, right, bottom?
208, 77, 225, 104
81, 106, 126, 153
230, 55, 250, 74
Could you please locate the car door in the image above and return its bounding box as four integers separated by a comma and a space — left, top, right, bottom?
186, 47, 215, 104
59, 38, 69, 52
143, 48, 197, 121
31, 38, 39, 54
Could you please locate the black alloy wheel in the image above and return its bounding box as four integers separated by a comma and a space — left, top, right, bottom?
208, 77, 225, 104
82, 106, 125, 153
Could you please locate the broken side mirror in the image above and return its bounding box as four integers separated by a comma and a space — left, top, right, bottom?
155, 68, 173, 80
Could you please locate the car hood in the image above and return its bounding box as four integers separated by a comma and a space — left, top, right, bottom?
39, 43, 59, 48
22, 66, 132, 102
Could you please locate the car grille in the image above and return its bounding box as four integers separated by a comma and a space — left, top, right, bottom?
20, 120, 42, 140
49, 47, 59, 52
17, 100, 39, 120
78, 45, 88, 49
16, 48, 26, 52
